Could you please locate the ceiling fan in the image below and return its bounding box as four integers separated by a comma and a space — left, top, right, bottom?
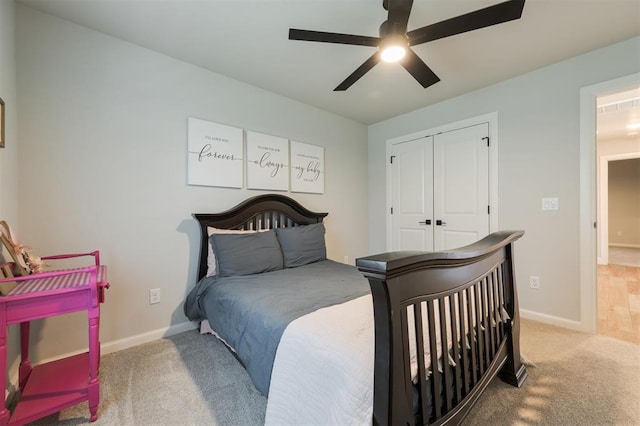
288, 0, 526, 91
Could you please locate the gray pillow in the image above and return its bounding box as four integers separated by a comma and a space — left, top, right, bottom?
275, 223, 327, 268
212, 229, 283, 277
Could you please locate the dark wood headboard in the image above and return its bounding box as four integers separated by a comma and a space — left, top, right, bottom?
193, 194, 328, 281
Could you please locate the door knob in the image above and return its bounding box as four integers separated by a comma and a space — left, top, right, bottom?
418, 219, 432, 225
436, 220, 447, 226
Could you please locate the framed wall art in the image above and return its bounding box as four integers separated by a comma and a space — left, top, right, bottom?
290, 140, 324, 194
187, 117, 243, 188
246, 131, 289, 191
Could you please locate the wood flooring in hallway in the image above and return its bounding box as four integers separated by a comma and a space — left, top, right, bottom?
598, 263, 640, 344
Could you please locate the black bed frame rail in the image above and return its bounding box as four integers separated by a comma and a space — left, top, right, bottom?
356, 231, 527, 426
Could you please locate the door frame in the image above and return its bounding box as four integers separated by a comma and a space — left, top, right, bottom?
579, 72, 640, 333
385, 113, 499, 251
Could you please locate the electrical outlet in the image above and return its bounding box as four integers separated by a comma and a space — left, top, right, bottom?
529, 276, 540, 290
617, 231, 623, 237
149, 288, 161, 305
344, 255, 349, 265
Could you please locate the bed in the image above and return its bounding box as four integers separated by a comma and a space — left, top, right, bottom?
184, 194, 527, 425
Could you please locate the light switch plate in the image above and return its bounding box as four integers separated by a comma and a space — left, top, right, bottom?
149, 288, 161, 305
542, 197, 559, 211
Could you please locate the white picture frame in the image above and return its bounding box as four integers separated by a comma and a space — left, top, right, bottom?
246, 131, 289, 191
290, 141, 325, 194
187, 117, 243, 188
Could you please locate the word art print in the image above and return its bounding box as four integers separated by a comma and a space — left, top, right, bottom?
188, 118, 243, 188
290, 141, 324, 194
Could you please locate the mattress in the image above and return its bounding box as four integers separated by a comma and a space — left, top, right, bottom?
184, 259, 370, 395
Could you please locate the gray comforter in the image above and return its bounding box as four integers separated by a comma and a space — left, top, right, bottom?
183, 259, 370, 396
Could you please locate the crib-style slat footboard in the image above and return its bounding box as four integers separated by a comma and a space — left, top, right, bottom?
357, 231, 527, 426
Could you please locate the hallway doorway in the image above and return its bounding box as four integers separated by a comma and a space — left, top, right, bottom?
595, 89, 640, 344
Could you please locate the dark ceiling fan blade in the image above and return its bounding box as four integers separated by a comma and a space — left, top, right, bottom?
334, 53, 380, 91
407, 0, 525, 46
400, 49, 440, 88
385, 0, 414, 35
289, 28, 380, 47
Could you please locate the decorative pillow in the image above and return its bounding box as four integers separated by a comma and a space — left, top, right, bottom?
275, 223, 326, 268
206, 227, 265, 277
212, 230, 283, 277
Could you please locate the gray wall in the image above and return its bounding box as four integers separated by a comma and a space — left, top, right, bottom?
16, 5, 369, 362
609, 158, 640, 246
0, 0, 22, 388
368, 37, 640, 324
0, 0, 18, 232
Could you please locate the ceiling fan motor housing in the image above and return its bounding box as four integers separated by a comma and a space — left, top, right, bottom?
379, 20, 409, 38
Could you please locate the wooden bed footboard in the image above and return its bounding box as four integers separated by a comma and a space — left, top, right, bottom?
356, 231, 527, 426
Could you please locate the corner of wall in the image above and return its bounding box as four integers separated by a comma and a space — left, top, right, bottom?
0, 0, 19, 226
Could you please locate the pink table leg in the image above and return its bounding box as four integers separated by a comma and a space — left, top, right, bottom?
0, 310, 9, 426
88, 313, 99, 422
19, 322, 32, 390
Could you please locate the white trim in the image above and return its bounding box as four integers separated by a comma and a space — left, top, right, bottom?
520, 309, 583, 331
101, 321, 198, 355
598, 157, 610, 265
579, 72, 640, 334
36, 321, 198, 365
610, 243, 640, 249
385, 112, 499, 251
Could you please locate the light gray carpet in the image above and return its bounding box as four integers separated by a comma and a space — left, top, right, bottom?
32, 319, 639, 425
465, 320, 639, 425
32, 331, 267, 425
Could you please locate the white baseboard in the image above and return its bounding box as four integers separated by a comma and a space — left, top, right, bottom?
37, 321, 199, 365
520, 309, 587, 332
101, 321, 198, 355
609, 243, 640, 249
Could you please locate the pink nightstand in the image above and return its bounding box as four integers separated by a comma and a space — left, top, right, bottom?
0, 252, 109, 425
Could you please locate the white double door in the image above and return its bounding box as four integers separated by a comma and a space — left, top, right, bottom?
390, 123, 490, 251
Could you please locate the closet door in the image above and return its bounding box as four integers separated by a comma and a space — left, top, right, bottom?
433, 123, 490, 250
390, 136, 434, 251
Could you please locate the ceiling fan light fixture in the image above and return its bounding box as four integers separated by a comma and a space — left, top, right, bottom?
379, 36, 408, 63
289, 0, 526, 90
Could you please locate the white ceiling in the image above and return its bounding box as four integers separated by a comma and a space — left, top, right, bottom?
597, 88, 640, 142
16, 0, 640, 125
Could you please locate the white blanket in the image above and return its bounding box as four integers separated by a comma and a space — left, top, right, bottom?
265, 294, 375, 425
263, 290, 510, 424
